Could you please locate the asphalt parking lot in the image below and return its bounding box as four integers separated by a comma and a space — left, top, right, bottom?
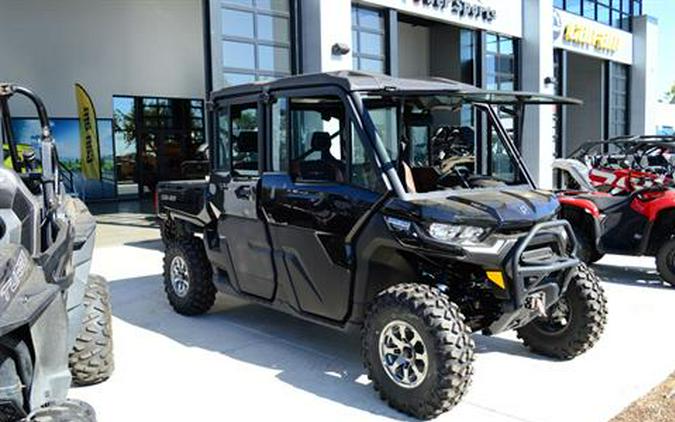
71, 219, 675, 422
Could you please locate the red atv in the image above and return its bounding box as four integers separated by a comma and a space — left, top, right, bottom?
555, 136, 675, 286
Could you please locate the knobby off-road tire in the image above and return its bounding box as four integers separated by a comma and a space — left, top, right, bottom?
362, 284, 475, 420
69, 275, 114, 386
656, 239, 675, 287
159, 219, 177, 245
163, 237, 215, 315
517, 264, 607, 360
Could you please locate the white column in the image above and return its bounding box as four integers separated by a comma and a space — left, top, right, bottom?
521, 0, 556, 188
300, 0, 353, 73
631, 15, 659, 134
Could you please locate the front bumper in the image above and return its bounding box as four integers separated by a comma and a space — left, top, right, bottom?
487, 220, 580, 334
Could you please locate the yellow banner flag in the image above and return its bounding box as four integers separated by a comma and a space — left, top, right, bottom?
75, 83, 101, 180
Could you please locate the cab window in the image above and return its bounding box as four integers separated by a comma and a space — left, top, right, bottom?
271, 94, 383, 191
231, 102, 259, 177
288, 96, 347, 183
214, 107, 230, 172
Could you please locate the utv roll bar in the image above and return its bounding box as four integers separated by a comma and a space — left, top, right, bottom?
569, 135, 675, 158
0, 83, 61, 246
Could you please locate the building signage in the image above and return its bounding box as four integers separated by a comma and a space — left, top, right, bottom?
553, 10, 633, 65
359, 0, 522, 38
412, 0, 497, 23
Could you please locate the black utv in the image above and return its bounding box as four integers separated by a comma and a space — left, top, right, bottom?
157, 71, 608, 419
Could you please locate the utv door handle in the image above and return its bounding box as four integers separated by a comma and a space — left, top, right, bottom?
235, 185, 253, 200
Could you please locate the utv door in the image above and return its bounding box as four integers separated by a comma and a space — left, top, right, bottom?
211, 99, 276, 300
259, 90, 385, 321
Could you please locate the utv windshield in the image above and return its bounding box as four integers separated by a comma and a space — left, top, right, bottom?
361, 93, 530, 194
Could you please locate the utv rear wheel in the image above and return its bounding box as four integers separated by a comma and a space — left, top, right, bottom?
163, 237, 215, 315
656, 239, 675, 287
69, 275, 114, 386
517, 264, 607, 360
362, 284, 474, 419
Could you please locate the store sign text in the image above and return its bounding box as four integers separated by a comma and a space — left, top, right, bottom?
563, 24, 621, 54
412, 0, 497, 23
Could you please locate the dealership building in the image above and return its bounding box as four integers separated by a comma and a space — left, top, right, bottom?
0, 0, 657, 200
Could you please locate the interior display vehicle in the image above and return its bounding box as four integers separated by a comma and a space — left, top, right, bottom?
0, 84, 113, 421
157, 71, 607, 419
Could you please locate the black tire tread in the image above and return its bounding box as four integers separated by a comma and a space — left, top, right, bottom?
362, 283, 475, 420
163, 237, 216, 315
656, 239, 675, 287
68, 275, 114, 386
517, 264, 608, 360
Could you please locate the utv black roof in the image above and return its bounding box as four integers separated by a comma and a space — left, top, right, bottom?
211, 71, 582, 105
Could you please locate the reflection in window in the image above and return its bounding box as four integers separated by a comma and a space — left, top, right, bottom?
231, 103, 259, 176
352, 5, 386, 74
485, 33, 517, 92
113, 96, 206, 196
352, 124, 384, 192
608, 62, 629, 137
216, 108, 231, 171
271, 98, 288, 172
554, 0, 638, 31
220, 0, 292, 86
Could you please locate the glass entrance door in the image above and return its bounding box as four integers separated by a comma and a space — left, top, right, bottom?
113, 96, 206, 198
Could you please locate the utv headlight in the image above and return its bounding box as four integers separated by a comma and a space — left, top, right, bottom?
428, 223, 488, 245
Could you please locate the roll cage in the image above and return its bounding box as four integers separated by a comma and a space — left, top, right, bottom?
0, 83, 62, 249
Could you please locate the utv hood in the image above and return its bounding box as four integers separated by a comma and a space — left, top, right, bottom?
387, 188, 560, 229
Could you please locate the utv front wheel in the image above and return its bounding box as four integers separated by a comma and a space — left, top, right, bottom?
69, 275, 114, 386
362, 284, 474, 419
163, 238, 216, 315
656, 239, 675, 287
517, 264, 607, 360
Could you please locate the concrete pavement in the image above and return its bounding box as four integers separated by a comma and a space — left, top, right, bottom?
70, 229, 675, 422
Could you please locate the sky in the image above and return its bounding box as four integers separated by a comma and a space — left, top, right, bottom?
644, 0, 675, 98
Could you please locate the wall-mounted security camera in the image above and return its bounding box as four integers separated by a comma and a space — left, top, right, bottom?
332, 43, 351, 56
544, 76, 558, 86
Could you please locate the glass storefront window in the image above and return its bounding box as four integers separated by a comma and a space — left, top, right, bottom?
219, 0, 292, 85
608, 62, 629, 137
555, 0, 638, 31
484, 33, 517, 92
352, 5, 386, 74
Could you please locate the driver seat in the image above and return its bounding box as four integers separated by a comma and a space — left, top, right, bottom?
294, 132, 345, 182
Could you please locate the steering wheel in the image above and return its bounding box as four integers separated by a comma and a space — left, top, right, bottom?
437, 165, 472, 189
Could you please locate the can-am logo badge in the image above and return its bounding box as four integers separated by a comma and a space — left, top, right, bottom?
412, 0, 497, 23
518, 205, 529, 215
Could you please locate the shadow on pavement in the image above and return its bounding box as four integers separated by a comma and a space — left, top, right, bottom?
124, 238, 164, 252
107, 273, 549, 419
592, 263, 671, 290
